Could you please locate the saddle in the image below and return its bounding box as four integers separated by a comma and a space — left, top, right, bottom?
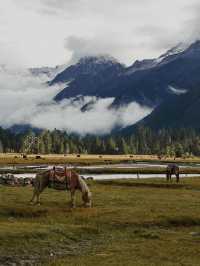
49, 167, 72, 190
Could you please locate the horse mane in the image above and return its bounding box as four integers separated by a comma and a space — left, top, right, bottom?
77, 174, 90, 194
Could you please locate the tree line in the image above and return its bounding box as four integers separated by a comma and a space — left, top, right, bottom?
0, 126, 200, 157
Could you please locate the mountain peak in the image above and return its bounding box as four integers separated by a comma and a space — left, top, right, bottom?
159, 42, 189, 60
127, 42, 190, 75
157, 40, 200, 64
78, 55, 120, 66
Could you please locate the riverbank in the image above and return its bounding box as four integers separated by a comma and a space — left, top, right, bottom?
1, 165, 200, 176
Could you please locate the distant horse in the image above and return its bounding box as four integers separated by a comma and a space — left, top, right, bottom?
166, 164, 180, 183
30, 167, 92, 208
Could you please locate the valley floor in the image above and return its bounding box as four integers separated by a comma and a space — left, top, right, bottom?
1, 178, 200, 265
1, 153, 200, 165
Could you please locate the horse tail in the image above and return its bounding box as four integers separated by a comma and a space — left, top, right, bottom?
34, 171, 49, 192
175, 165, 180, 174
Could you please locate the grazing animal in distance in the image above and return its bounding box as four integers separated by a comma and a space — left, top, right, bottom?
166, 164, 180, 183
30, 167, 92, 208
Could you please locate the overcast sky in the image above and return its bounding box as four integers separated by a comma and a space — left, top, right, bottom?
0, 0, 199, 67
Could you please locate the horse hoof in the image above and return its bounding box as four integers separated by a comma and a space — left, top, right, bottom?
31, 202, 41, 206
84, 203, 92, 208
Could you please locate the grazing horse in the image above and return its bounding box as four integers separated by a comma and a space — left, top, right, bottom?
166, 164, 180, 183
30, 167, 92, 208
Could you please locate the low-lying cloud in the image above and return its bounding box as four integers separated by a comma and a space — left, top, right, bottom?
0, 69, 152, 135
30, 98, 152, 135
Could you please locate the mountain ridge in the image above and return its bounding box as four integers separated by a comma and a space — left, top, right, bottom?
3, 40, 200, 135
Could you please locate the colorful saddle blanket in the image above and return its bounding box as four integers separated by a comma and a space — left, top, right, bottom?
49, 168, 72, 190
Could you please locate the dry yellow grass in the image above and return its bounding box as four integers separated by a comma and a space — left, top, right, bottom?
0, 153, 200, 165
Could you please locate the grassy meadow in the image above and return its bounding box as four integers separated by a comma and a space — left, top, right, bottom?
1, 178, 200, 265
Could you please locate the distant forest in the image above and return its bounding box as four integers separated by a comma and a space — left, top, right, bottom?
0, 127, 200, 157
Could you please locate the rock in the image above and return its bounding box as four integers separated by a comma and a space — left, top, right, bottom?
87, 177, 94, 181
189, 232, 200, 236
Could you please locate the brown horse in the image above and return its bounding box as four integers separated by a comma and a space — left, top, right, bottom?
30, 167, 92, 208
166, 164, 180, 183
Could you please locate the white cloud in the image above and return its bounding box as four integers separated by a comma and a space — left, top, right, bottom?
30, 97, 152, 135
0, 0, 199, 67
65, 35, 132, 64
0, 68, 61, 127
0, 69, 152, 135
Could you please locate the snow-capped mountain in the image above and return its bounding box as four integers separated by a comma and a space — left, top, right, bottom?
121, 40, 200, 132
158, 42, 189, 59
126, 43, 190, 75
3, 40, 200, 134
125, 59, 157, 75
51, 55, 124, 84
49, 40, 200, 132
51, 42, 198, 108
111, 40, 200, 107
50, 55, 125, 101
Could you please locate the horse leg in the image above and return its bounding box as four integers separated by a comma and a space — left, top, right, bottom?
176, 174, 179, 183
70, 189, 76, 208
166, 173, 169, 182
82, 192, 92, 208
82, 192, 88, 207
30, 178, 40, 204
35, 191, 42, 205
29, 183, 41, 205
35, 185, 47, 205
35, 180, 48, 205
30, 184, 40, 204
29, 190, 36, 204
30, 191, 41, 205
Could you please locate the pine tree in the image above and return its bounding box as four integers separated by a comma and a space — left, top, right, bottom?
0, 140, 3, 153
121, 138, 129, 154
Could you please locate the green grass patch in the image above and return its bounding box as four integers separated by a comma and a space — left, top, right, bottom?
1, 178, 200, 265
